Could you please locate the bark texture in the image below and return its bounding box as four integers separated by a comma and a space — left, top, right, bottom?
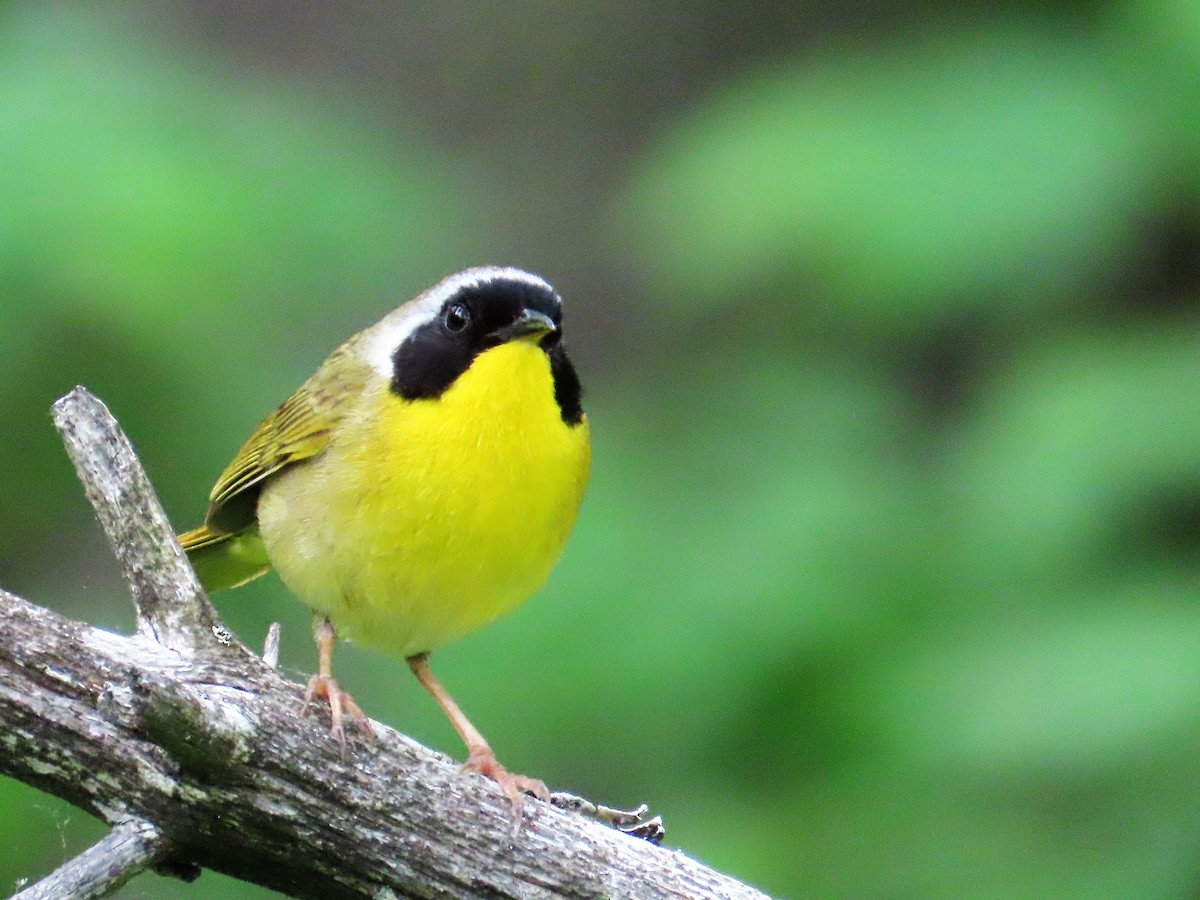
11, 820, 168, 900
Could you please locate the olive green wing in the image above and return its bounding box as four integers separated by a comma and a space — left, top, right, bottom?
178, 343, 370, 591
203, 388, 339, 534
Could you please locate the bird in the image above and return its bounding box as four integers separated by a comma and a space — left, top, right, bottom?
177, 267, 590, 819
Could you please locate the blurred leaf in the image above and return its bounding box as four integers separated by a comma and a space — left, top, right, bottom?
675, 761, 1200, 900
0, 778, 106, 895
1109, 0, 1200, 169
949, 326, 1200, 581
850, 586, 1200, 775
0, 4, 473, 362
620, 23, 1155, 328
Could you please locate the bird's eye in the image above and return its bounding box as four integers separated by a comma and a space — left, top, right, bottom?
443, 303, 470, 333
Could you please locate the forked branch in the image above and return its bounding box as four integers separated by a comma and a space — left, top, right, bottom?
0, 387, 769, 900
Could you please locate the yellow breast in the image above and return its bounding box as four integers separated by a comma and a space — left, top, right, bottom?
257, 340, 590, 657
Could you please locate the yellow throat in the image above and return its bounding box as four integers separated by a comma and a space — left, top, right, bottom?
256, 338, 591, 657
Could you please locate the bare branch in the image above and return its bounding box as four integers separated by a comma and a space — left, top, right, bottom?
0, 587, 767, 899
50, 386, 221, 653
12, 820, 169, 900
0, 388, 773, 898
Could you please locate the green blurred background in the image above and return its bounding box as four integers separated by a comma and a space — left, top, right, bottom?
1, 2, 1198, 897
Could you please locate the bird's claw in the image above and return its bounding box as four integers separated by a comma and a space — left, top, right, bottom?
301, 673, 375, 757
549, 792, 666, 845
461, 746, 548, 832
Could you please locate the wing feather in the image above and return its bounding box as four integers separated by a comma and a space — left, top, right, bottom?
203, 343, 371, 535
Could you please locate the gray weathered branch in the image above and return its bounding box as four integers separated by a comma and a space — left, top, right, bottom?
12, 820, 169, 900
0, 387, 770, 900
51, 388, 220, 653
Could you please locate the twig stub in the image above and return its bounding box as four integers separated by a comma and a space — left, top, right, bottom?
50, 386, 224, 655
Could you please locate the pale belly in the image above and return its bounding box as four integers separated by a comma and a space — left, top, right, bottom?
257, 343, 590, 657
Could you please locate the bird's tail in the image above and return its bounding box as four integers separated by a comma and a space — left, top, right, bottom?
178, 524, 272, 593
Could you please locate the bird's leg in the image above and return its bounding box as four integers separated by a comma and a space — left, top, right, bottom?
302, 616, 374, 754
406, 652, 548, 824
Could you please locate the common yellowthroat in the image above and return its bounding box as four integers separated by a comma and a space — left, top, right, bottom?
178, 267, 590, 816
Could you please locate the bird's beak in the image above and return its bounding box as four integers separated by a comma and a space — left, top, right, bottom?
493, 308, 558, 343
